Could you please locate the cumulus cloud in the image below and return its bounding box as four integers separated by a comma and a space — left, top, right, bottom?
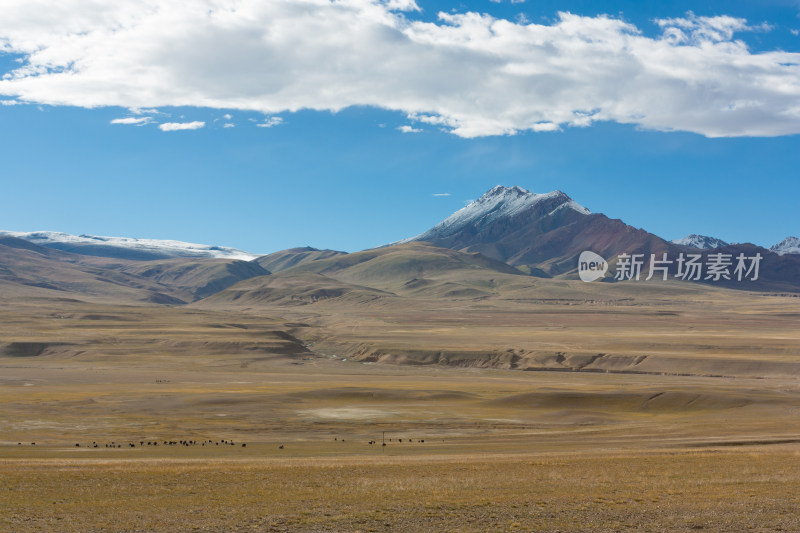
158, 121, 205, 131
0, 1, 798, 138
398, 124, 422, 133
110, 116, 152, 125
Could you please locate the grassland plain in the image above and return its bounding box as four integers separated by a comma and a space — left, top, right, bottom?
3, 449, 800, 532
1, 280, 799, 531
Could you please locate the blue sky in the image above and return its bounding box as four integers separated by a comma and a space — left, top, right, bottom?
1, 0, 798, 254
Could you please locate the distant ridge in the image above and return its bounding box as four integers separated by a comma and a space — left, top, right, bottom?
0, 235, 189, 304
202, 241, 529, 306
671, 234, 730, 250
254, 247, 348, 273
770, 236, 800, 256
0, 230, 259, 261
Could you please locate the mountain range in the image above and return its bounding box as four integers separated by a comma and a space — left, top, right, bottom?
669, 234, 800, 256
3, 187, 795, 263
2, 187, 796, 265
1, 186, 798, 307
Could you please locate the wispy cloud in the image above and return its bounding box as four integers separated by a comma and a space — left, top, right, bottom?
158, 121, 205, 132
223, 123, 235, 128
398, 125, 422, 133
110, 116, 152, 125
655, 12, 771, 44
432, 193, 451, 197
129, 107, 162, 115
0, 2, 798, 138
256, 116, 283, 128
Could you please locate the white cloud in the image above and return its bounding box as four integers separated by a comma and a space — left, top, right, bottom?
158, 121, 205, 131
0, 2, 798, 138
531, 122, 560, 132
432, 193, 451, 196
256, 116, 283, 128
110, 116, 152, 125
129, 107, 162, 115
0, 99, 22, 106
223, 122, 235, 128
398, 124, 422, 133
654, 12, 770, 44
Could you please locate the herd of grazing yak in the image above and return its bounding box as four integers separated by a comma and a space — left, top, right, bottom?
16, 436, 428, 449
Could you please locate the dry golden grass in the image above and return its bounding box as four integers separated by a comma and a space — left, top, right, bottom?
2, 285, 800, 531
2, 449, 800, 532
257, 279, 800, 378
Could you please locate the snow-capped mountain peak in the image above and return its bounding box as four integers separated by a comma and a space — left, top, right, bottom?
409, 185, 589, 242
0, 230, 260, 260
484, 184, 528, 198
671, 234, 730, 250
770, 236, 800, 256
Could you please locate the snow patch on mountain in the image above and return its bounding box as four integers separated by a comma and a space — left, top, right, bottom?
548, 199, 591, 217
770, 236, 800, 256
0, 230, 260, 260
671, 234, 730, 250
